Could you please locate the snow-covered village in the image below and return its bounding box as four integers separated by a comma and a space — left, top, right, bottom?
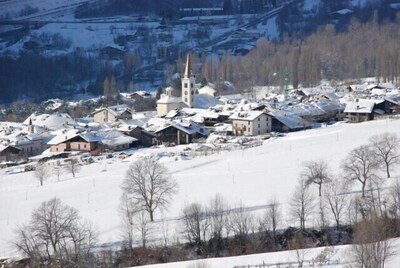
3, 0, 400, 268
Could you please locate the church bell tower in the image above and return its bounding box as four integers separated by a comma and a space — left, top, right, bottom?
181, 53, 196, 108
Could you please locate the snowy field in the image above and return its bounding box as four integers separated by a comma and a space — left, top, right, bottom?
1, 118, 400, 262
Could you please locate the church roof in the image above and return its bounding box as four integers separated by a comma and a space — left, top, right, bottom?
184, 53, 192, 78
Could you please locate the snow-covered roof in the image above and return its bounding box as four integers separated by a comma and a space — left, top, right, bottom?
98, 129, 137, 147
218, 94, 245, 103
156, 96, 182, 104
268, 110, 311, 130
165, 109, 179, 119
23, 113, 77, 130
155, 122, 208, 136
193, 94, 222, 109
47, 129, 100, 145
144, 118, 169, 132
229, 111, 265, 121
332, 8, 353, 15
94, 104, 133, 117
344, 100, 375, 114
198, 85, 216, 95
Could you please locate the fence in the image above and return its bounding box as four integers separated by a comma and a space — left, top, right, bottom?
233, 259, 341, 268
189, 140, 264, 158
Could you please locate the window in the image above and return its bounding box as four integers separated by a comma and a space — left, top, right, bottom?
84, 144, 87, 148
184, 90, 188, 95
184, 83, 188, 88
191, 90, 194, 95
258, 124, 260, 128
185, 98, 187, 102
258, 118, 260, 121
191, 83, 194, 88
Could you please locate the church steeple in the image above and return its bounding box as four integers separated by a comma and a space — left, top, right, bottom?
184, 53, 192, 79
28, 116, 34, 134
181, 53, 196, 108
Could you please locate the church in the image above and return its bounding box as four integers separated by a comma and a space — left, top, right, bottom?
156, 53, 220, 116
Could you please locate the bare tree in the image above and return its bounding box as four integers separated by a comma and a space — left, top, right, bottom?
347, 213, 395, 268
342, 144, 380, 198
121, 158, 178, 222
208, 193, 229, 255
52, 160, 63, 182
301, 159, 331, 197
119, 192, 137, 254
65, 158, 81, 178
182, 202, 209, 246
261, 197, 281, 246
227, 202, 255, 253
324, 179, 348, 230
301, 159, 330, 230
135, 210, 151, 248
369, 132, 400, 178
388, 180, 400, 218
14, 198, 96, 266
34, 162, 50, 186
289, 179, 314, 231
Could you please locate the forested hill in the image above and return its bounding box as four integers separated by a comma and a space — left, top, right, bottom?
1, 0, 399, 105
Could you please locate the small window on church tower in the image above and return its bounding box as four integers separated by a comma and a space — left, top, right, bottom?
184, 83, 188, 88
191, 90, 194, 95
191, 83, 194, 88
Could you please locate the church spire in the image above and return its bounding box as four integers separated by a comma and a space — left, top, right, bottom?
184, 53, 191, 79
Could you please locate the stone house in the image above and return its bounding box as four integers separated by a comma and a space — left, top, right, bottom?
344, 100, 375, 123
154, 122, 208, 145
48, 132, 100, 153
92, 105, 133, 124
229, 111, 272, 136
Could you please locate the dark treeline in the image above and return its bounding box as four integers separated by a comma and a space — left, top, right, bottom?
0, 51, 101, 104
74, 0, 234, 18
196, 16, 400, 91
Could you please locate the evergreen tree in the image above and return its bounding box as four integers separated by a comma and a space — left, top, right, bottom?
103, 76, 111, 99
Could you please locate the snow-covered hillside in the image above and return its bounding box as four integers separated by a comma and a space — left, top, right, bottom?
1, 118, 400, 262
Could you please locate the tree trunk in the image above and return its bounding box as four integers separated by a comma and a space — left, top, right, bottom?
386, 163, 390, 178
362, 182, 366, 198
150, 210, 154, 222
318, 184, 322, 197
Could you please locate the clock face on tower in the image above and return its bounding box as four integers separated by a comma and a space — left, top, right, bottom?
184, 91, 188, 95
